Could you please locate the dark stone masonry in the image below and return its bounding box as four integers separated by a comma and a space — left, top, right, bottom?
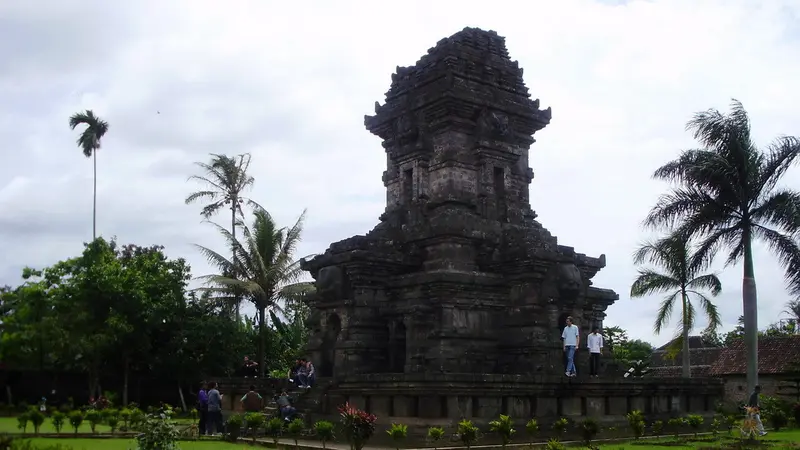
299, 27, 722, 430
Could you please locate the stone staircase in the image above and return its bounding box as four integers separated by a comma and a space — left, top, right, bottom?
214, 376, 332, 424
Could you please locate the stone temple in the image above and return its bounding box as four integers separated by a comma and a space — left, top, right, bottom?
299, 27, 722, 430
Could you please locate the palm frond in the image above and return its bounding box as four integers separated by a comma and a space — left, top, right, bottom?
686, 274, 722, 296
653, 291, 680, 334
783, 299, 800, 320
630, 270, 681, 297
752, 225, 800, 296
750, 189, 800, 235
69, 110, 109, 157
758, 136, 800, 195
689, 290, 723, 334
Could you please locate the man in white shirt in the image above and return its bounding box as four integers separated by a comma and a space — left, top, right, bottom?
587, 327, 604, 377
561, 316, 579, 377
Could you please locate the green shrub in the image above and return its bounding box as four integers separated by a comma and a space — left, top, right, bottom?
551, 418, 569, 439
386, 423, 408, 450
68, 411, 84, 435
27, 409, 45, 435
135, 409, 180, 450
488, 415, 515, 448
50, 411, 66, 433
106, 412, 120, 434
129, 408, 145, 429
457, 419, 479, 450
118, 408, 132, 428
315, 420, 335, 449
225, 414, 243, 442
651, 420, 664, 437
579, 419, 599, 446
770, 409, 789, 431
426, 426, 444, 450
684, 414, 703, 438
710, 417, 720, 438
287, 418, 305, 450
667, 417, 685, 438
626, 410, 645, 440
16, 412, 30, 434
265, 417, 284, 446
244, 412, 265, 442
84, 410, 102, 433
544, 438, 565, 450
525, 419, 539, 446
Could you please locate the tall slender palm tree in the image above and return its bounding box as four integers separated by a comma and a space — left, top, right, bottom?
644, 99, 800, 391
631, 234, 723, 377
194, 208, 314, 377
185, 153, 261, 320
69, 110, 109, 240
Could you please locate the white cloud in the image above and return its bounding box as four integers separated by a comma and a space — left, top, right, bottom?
1, 0, 800, 346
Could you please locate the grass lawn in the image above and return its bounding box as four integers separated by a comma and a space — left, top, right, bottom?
16, 439, 255, 450
599, 429, 800, 449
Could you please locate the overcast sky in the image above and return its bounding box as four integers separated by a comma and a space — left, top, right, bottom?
1, 0, 799, 346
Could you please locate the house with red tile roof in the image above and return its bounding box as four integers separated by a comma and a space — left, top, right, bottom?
649, 335, 723, 378
708, 336, 800, 403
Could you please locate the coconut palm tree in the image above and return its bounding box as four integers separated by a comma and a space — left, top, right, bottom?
194, 208, 314, 377
630, 234, 723, 377
783, 300, 800, 334
69, 110, 109, 240
185, 153, 262, 319
644, 99, 800, 391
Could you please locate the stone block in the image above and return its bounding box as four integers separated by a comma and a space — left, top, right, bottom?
349, 395, 366, 410
586, 397, 604, 417
630, 396, 645, 412
447, 396, 472, 419
418, 396, 443, 419
537, 397, 558, 417
608, 397, 627, 415
652, 396, 668, 413
393, 395, 417, 417
506, 397, 529, 418
370, 396, 392, 416
475, 397, 501, 419
560, 397, 582, 417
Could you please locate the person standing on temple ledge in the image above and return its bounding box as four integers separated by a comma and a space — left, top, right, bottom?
562, 316, 579, 377
587, 327, 604, 377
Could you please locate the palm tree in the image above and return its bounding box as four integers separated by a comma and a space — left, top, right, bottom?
185, 153, 261, 319
644, 99, 800, 391
69, 110, 109, 240
630, 234, 723, 377
194, 208, 314, 377
783, 300, 800, 334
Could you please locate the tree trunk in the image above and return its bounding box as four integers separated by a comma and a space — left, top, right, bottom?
231, 204, 240, 322
5, 385, 12, 406
92, 149, 97, 241
742, 226, 759, 393
123, 356, 129, 406
177, 383, 187, 411
681, 290, 691, 378
258, 307, 266, 378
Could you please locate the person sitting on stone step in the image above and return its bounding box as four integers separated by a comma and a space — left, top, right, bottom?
297, 358, 316, 389
287, 359, 303, 387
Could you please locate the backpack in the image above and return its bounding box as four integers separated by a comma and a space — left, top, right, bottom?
243, 391, 261, 412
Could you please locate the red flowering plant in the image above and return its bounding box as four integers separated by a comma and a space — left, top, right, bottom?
338, 402, 377, 450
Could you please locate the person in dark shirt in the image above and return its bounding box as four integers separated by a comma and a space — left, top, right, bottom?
197, 381, 208, 435
746, 385, 767, 436
287, 359, 302, 387
276, 390, 296, 421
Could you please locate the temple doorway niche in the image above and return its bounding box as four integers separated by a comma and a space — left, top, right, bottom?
388, 320, 407, 373
320, 313, 341, 377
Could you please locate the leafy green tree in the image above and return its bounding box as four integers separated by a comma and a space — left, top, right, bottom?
185, 153, 262, 320
195, 208, 314, 377
602, 326, 654, 364
645, 99, 800, 392
69, 110, 109, 240
630, 234, 722, 377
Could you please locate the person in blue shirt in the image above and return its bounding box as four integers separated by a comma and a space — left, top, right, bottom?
561, 316, 580, 377
197, 381, 208, 435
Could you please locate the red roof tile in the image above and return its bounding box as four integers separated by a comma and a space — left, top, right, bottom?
708, 336, 800, 376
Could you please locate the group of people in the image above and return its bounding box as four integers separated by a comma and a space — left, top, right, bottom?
561, 316, 605, 377
195, 356, 316, 434
287, 358, 316, 389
